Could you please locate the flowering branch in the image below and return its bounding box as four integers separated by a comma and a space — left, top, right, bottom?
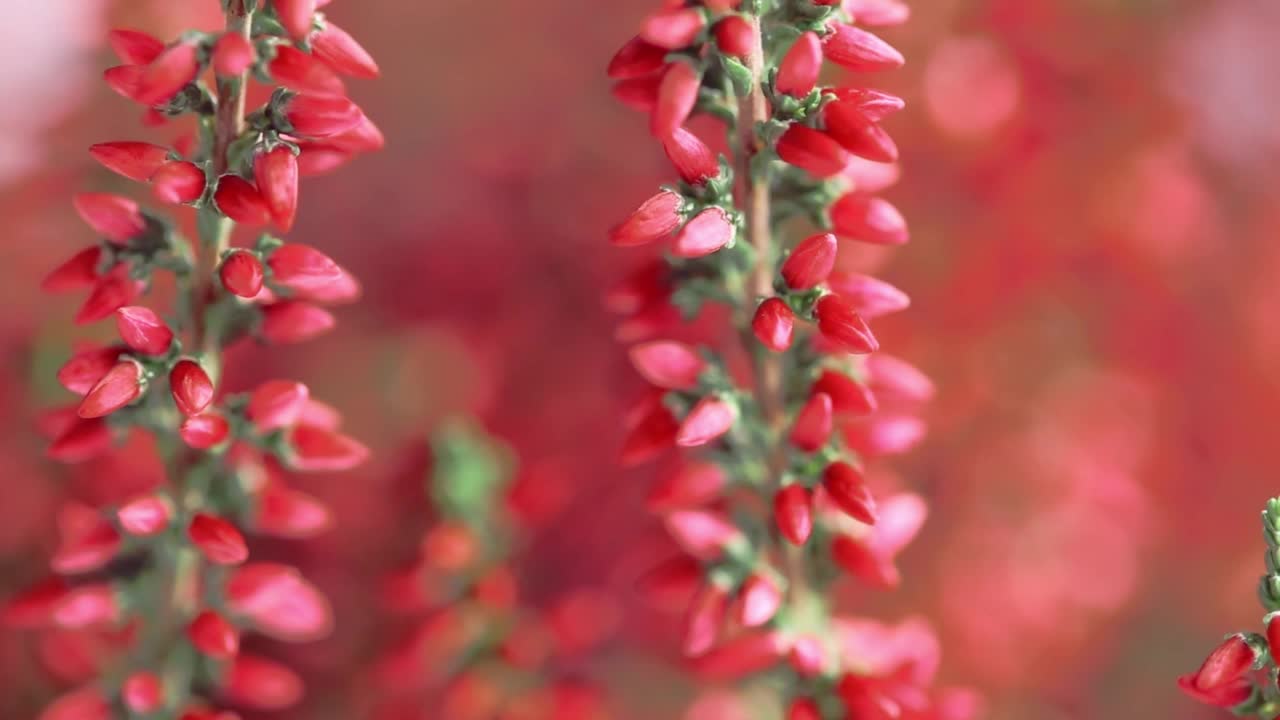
609, 1, 975, 717
1180, 497, 1280, 716
8, 1, 381, 717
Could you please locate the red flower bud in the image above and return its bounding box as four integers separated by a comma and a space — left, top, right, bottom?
636, 555, 702, 610
847, 0, 911, 26
214, 175, 272, 225
822, 23, 905, 72
1192, 635, 1258, 691
823, 101, 899, 163
116, 306, 174, 355
188, 513, 249, 565
220, 250, 265, 298
831, 193, 908, 245
812, 369, 877, 416
151, 160, 206, 204
789, 635, 826, 677
52, 584, 119, 629
222, 655, 304, 711
782, 232, 837, 289
647, 461, 727, 511
51, 512, 122, 575
777, 32, 822, 97
713, 16, 754, 59
651, 62, 701, 137
117, 495, 172, 536
672, 207, 734, 258
74, 193, 146, 244
78, 361, 144, 419
273, 0, 317, 40
39, 688, 112, 720
76, 272, 144, 325
815, 294, 879, 353
226, 563, 332, 641
312, 21, 380, 78
752, 297, 795, 352
640, 8, 706, 50
103, 65, 146, 102
823, 461, 877, 524
683, 582, 729, 657
47, 418, 113, 463
866, 353, 934, 402
213, 32, 255, 76
663, 127, 720, 185
629, 340, 705, 390
677, 396, 735, 447
665, 509, 742, 561
612, 74, 662, 112
620, 394, 680, 466
788, 698, 822, 720
777, 125, 850, 178
737, 574, 782, 627
248, 380, 310, 432
774, 484, 813, 545
254, 484, 332, 538
691, 630, 788, 680
122, 672, 164, 713
282, 94, 364, 137
170, 359, 215, 416
267, 243, 343, 293
136, 42, 200, 106
255, 148, 300, 232
844, 415, 926, 457
827, 86, 906, 121
268, 45, 346, 96
607, 36, 667, 79
43, 247, 104, 293
180, 413, 230, 450
188, 610, 240, 660
791, 392, 834, 452
2, 577, 71, 628
58, 345, 124, 395
827, 272, 910, 318
610, 190, 682, 247
286, 424, 369, 471
261, 301, 336, 343
89, 141, 169, 181
108, 29, 164, 65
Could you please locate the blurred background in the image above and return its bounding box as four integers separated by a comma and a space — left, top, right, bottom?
2, 0, 1279, 718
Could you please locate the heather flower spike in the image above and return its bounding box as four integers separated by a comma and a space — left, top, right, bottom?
23, 2, 380, 716
608, 2, 968, 715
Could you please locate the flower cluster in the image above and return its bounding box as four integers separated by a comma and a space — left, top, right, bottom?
372, 425, 614, 720
1180, 497, 1280, 716
608, 1, 974, 717
6, 1, 379, 717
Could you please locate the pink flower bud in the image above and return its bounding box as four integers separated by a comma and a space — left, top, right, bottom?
865, 353, 934, 402
683, 582, 729, 657
827, 272, 910, 318
677, 396, 736, 447
846, 0, 911, 27
189, 513, 249, 565
822, 23, 905, 72
788, 698, 822, 720
103, 65, 146, 102
213, 32, 255, 76
691, 630, 787, 679
774, 484, 813, 545
629, 340, 705, 390
737, 575, 782, 627
666, 509, 742, 561
76, 272, 144, 325
663, 127, 720, 185
273, 0, 317, 40
790, 392, 834, 452
74, 193, 146, 244
151, 160, 206, 204
226, 563, 332, 641
122, 672, 164, 713
815, 294, 878, 353
58, 345, 124, 395
812, 369, 877, 416
47, 418, 113, 463
170, 359, 215, 416
823, 461, 877, 524
39, 687, 112, 720
255, 148, 300, 232
672, 207, 734, 258
830, 493, 926, 589
651, 62, 701, 137
214, 175, 272, 226
827, 86, 906, 122
607, 36, 667, 79
782, 232, 837, 289
612, 74, 663, 112
267, 243, 343, 293
789, 635, 826, 677
268, 45, 346, 96
312, 21, 380, 78
610, 190, 682, 247
180, 413, 231, 449
843, 415, 926, 457
620, 394, 680, 466
282, 94, 364, 137
1192, 635, 1258, 691
220, 250, 266, 298
117, 495, 172, 536
116, 306, 174, 355
261, 301, 336, 343
713, 16, 754, 59
89, 141, 169, 181
189, 610, 240, 660
286, 424, 369, 471
753, 298, 795, 352
108, 29, 164, 64
136, 42, 200, 106
248, 380, 311, 432
254, 484, 332, 538
777, 125, 850, 178
43, 247, 104, 293
824, 101, 899, 163
777, 32, 822, 97
51, 513, 121, 574
640, 8, 706, 50
831, 193, 908, 245
647, 461, 727, 511
78, 360, 144, 419
52, 584, 119, 629
222, 655, 304, 711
